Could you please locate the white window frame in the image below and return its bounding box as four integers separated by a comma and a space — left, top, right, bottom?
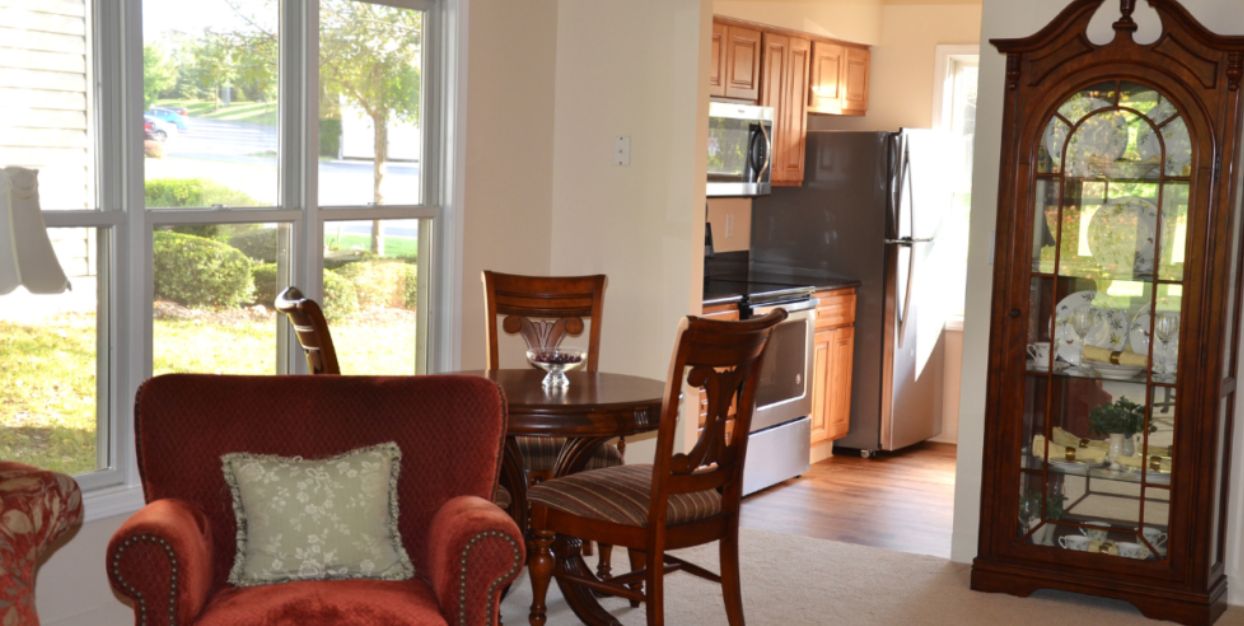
57, 0, 464, 521
931, 45, 978, 327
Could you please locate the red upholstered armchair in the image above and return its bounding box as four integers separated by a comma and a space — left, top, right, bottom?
107, 374, 524, 626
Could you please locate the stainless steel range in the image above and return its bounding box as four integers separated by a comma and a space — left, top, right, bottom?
733, 286, 816, 495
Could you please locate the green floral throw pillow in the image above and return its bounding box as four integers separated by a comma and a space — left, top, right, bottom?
221, 441, 414, 587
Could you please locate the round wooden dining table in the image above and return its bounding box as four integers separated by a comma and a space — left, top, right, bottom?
453, 368, 665, 624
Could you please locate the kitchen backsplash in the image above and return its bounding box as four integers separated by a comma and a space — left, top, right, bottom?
706, 197, 751, 253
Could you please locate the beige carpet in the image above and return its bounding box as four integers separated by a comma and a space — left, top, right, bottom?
499, 528, 1244, 625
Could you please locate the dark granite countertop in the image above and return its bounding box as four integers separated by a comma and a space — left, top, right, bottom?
702, 252, 859, 306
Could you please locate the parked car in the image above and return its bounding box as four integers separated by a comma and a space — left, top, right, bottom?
146, 107, 188, 131
143, 115, 177, 142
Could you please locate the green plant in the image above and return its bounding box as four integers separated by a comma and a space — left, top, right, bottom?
145, 178, 258, 209
336, 260, 416, 309
251, 262, 279, 306
321, 269, 359, 322
230, 229, 279, 263
153, 231, 254, 307
319, 118, 342, 157
1089, 396, 1153, 436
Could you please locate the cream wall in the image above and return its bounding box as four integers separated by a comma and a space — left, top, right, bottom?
548, 0, 711, 459
713, 0, 882, 44
457, 0, 559, 370
809, 2, 982, 133
952, 0, 1244, 606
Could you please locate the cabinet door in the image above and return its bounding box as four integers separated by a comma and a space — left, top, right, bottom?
759, 33, 789, 181
709, 22, 726, 98
842, 46, 870, 115
777, 37, 810, 185
811, 328, 832, 443
826, 326, 855, 441
808, 41, 844, 114
724, 26, 761, 102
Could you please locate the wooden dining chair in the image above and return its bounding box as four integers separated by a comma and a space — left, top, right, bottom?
526, 309, 788, 626
481, 270, 625, 570
275, 285, 340, 375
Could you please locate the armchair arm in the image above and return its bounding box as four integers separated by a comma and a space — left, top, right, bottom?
107, 499, 214, 626
425, 495, 525, 626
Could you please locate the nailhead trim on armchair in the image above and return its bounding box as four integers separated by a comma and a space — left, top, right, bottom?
458, 529, 522, 626
111, 534, 180, 626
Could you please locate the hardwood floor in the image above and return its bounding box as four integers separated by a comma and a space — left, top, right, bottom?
740, 442, 957, 558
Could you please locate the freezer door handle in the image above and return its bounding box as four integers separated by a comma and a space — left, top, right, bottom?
884, 237, 934, 246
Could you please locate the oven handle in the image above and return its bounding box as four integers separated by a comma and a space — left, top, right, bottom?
750, 298, 818, 316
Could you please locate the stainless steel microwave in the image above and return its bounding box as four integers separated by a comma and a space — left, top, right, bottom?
707, 101, 773, 197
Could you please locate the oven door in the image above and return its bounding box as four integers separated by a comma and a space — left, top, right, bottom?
748, 299, 816, 432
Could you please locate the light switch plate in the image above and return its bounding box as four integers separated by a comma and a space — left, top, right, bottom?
615, 135, 631, 166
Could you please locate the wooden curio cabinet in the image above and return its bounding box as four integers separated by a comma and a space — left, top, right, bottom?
971, 1, 1244, 624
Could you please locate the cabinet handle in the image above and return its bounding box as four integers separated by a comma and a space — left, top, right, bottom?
1009, 308, 1021, 319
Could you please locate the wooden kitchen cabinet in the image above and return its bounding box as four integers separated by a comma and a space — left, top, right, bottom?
808, 40, 869, 116
709, 22, 726, 97
760, 32, 811, 186
811, 288, 856, 444
713, 22, 761, 102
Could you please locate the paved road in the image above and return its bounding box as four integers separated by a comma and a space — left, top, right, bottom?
157, 117, 420, 206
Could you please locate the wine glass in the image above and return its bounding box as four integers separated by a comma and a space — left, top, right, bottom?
1154, 312, 1179, 377
1070, 307, 1098, 370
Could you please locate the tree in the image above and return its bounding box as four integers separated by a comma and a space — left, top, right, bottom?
143, 45, 176, 108
225, 1, 421, 254
186, 35, 236, 106
318, 0, 422, 254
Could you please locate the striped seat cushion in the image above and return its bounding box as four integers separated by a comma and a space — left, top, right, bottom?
493, 484, 512, 510
515, 435, 623, 474
527, 464, 721, 527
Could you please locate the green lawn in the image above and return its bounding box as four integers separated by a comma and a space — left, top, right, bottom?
155, 98, 278, 126
2, 310, 417, 476
325, 233, 418, 259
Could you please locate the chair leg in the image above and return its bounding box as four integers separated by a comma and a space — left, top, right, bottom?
720, 529, 745, 626
626, 548, 645, 608
596, 543, 614, 579
528, 530, 556, 626
644, 547, 665, 625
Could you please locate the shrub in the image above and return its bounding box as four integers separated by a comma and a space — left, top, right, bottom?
144, 140, 164, 158
146, 178, 258, 209
230, 229, 279, 263
336, 260, 417, 309
402, 263, 418, 308
321, 269, 358, 322
320, 118, 342, 158
152, 231, 254, 307
251, 262, 278, 306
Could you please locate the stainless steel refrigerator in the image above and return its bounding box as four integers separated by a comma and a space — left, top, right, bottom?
751, 129, 948, 455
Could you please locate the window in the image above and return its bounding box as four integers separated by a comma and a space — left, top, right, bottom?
1, 0, 449, 514
932, 46, 979, 322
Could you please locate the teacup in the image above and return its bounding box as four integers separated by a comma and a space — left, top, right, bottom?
1116, 541, 1151, 560
1142, 527, 1168, 553
1079, 521, 1111, 542
1027, 342, 1052, 368
1059, 535, 1091, 551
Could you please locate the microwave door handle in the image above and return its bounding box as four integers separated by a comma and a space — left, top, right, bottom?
758, 119, 772, 179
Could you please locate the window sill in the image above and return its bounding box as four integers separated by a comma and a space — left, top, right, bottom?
82, 483, 145, 523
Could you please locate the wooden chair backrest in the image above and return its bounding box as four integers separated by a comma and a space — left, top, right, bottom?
649, 310, 787, 524
274, 286, 341, 375
481, 271, 607, 372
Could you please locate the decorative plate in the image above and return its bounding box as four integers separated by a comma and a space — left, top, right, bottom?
1086, 196, 1158, 278
1129, 310, 1179, 374
1054, 291, 1128, 366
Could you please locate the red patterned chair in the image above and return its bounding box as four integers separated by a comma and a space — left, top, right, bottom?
0, 461, 83, 626
107, 374, 524, 626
